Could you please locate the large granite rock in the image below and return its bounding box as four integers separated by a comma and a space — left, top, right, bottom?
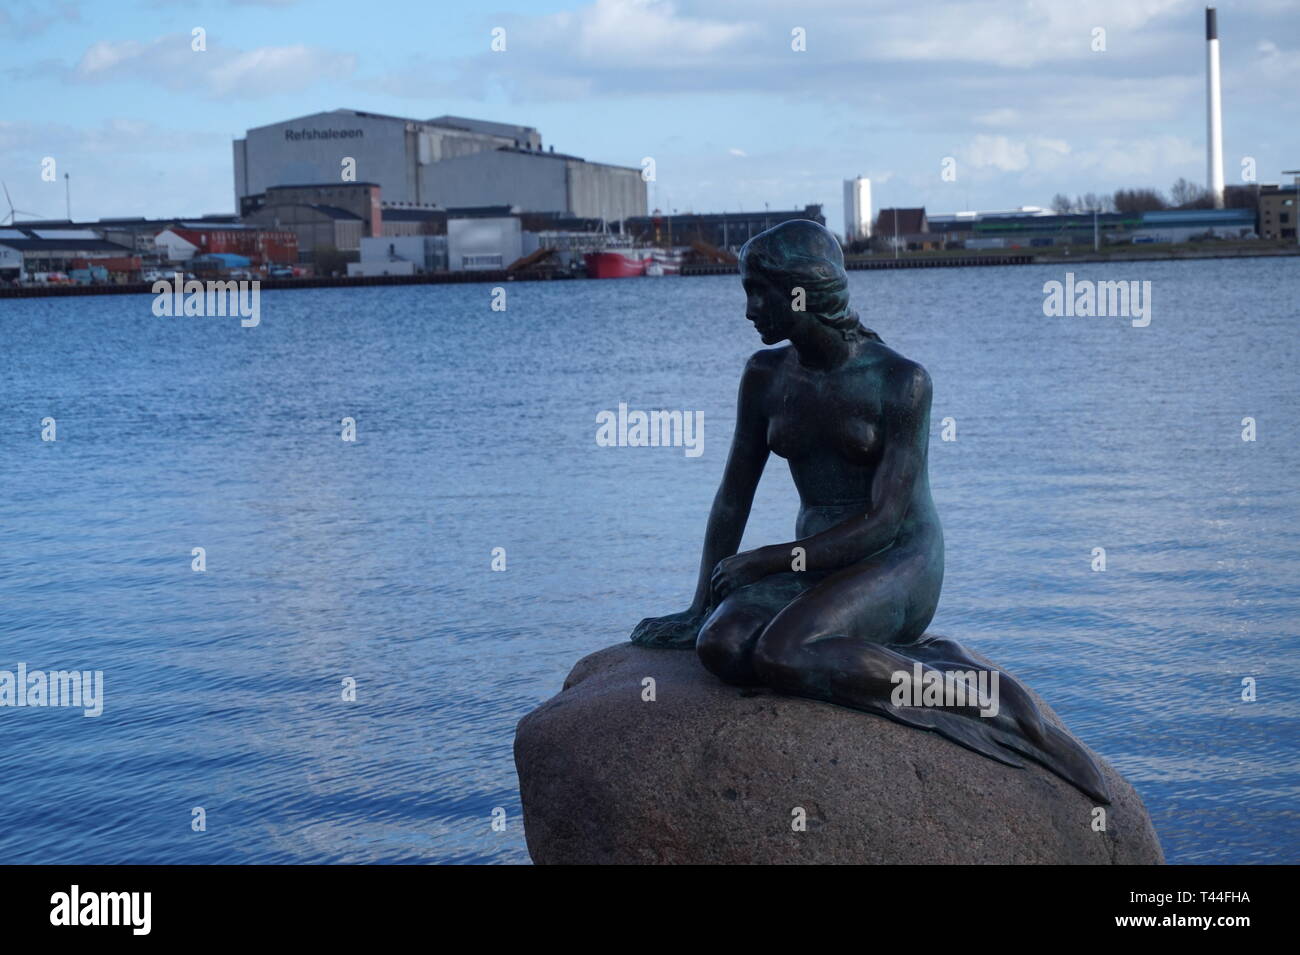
514, 641, 1164, 865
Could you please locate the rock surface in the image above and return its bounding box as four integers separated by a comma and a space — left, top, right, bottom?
514, 641, 1165, 865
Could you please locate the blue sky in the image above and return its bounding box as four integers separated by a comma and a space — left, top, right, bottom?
1, 0, 1297, 232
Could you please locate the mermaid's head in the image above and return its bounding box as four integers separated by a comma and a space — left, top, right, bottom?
738, 219, 879, 345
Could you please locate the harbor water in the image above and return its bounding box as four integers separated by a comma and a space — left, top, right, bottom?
1, 257, 1296, 863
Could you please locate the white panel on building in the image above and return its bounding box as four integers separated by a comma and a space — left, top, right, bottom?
447, 217, 522, 271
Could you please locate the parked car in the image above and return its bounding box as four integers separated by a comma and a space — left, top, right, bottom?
268, 266, 295, 278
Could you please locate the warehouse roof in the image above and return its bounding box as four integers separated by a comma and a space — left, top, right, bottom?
0, 236, 133, 252
875, 208, 928, 234
495, 145, 584, 161
264, 182, 381, 190
175, 221, 263, 231
0, 227, 133, 252
247, 109, 539, 139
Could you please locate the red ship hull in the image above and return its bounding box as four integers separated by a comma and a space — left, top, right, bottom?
583, 249, 684, 279
584, 251, 650, 278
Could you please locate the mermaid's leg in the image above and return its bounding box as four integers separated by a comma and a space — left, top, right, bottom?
696, 572, 823, 686
750, 540, 943, 705
747, 545, 1111, 803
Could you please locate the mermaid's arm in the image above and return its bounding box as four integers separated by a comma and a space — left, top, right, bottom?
687, 354, 772, 613
631, 354, 772, 646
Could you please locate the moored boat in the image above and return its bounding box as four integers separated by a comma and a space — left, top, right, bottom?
584, 247, 686, 278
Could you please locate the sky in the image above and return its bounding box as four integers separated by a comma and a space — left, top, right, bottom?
1, 0, 1297, 234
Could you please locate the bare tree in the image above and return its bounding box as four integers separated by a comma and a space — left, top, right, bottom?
1051, 193, 1073, 214
1224, 183, 1260, 214
1113, 188, 1168, 215
1170, 177, 1214, 209
1077, 191, 1111, 213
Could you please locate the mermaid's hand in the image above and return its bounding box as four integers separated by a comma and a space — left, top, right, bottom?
630, 608, 705, 649
710, 547, 777, 600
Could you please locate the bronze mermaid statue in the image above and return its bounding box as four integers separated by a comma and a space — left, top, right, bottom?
631, 219, 1109, 804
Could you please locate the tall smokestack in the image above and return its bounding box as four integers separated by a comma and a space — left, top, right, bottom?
1206, 7, 1225, 208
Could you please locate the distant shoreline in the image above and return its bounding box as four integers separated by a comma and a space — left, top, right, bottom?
3, 244, 1295, 299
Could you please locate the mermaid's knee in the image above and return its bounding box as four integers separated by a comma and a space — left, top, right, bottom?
750, 618, 812, 692
696, 611, 766, 686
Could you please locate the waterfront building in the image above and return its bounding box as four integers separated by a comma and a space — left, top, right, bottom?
11, 216, 240, 257
349, 235, 448, 276
623, 205, 825, 252
874, 208, 930, 249
844, 178, 872, 242
240, 182, 381, 235
154, 222, 298, 266
1129, 208, 1255, 243
381, 207, 443, 238
242, 193, 368, 258
0, 227, 134, 279
447, 217, 523, 271
233, 110, 646, 226
1258, 184, 1298, 240
922, 207, 1256, 248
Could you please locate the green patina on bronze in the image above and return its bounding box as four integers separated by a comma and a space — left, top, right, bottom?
631, 219, 1110, 803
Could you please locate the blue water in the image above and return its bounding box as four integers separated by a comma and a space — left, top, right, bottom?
1, 258, 1297, 864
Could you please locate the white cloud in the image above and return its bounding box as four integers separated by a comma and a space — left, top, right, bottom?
952, 132, 1201, 184
70, 34, 355, 99
559, 0, 755, 65
973, 108, 1020, 127
1253, 39, 1300, 78
1076, 135, 1203, 178
207, 45, 355, 97
0, 0, 81, 38
964, 135, 1030, 171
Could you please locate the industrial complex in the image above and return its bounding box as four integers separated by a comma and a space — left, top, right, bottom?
233, 110, 646, 225
1, 8, 1296, 288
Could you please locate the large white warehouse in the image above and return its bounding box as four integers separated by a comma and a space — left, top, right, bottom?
232, 109, 647, 224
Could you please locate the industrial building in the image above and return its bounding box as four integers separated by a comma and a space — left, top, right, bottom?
232, 110, 646, 226
624, 205, 825, 252
348, 235, 448, 277
1128, 208, 1255, 243
240, 182, 380, 256
154, 222, 298, 266
0, 227, 135, 280
922, 207, 1256, 249
11, 215, 241, 255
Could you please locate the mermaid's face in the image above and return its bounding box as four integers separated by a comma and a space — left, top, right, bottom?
741, 267, 801, 345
